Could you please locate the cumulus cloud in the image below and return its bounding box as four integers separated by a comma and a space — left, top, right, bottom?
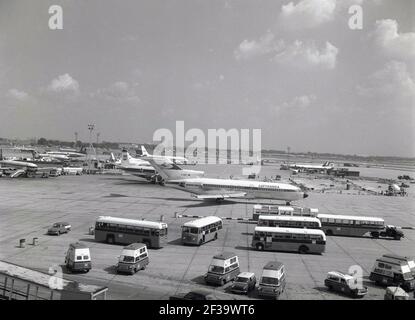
235, 32, 339, 70
373, 19, 415, 59
273, 40, 339, 69
275, 94, 317, 112
6, 88, 29, 101
234, 32, 284, 60
93, 81, 140, 104
358, 60, 415, 98
47, 73, 80, 94
279, 0, 337, 29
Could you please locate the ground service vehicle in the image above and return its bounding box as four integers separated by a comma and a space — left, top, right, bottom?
317, 214, 403, 240
181, 216, 222, 245
369, 255, 415, 291
257, 261, 286, 299
230, 272, 256, 294
116, 243, 149, 274
252, 226, 326, 254
324, 271, 368, 298
205, 252, 240, 286
65, 242, 91, 273
94, 216, 168, 248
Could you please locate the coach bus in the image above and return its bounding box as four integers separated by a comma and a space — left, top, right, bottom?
252, 205, 318, 220
94, 216, 168, 248
252, 226, 326, 254
257, 215, 321, 229
181, 216, 223, 245
317, 214, 385, 237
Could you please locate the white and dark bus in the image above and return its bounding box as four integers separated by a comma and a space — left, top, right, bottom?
94, 216, 168, 248
253, 205, 318, 220
181, 216, 223, 245
252, 226, 326, 254
317, 214, 385, 237
257, 215, 321, 229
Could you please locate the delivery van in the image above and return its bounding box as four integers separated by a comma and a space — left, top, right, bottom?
65, 242, 91, 273
116, 243, 149, 274
204, 252, 240, 286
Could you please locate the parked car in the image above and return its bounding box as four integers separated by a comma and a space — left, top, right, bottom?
384, 286, 409, 300
325, 271, 368, 298
230, 272, 256, 294
47, 222, 71, 235
169, 289, 217, 300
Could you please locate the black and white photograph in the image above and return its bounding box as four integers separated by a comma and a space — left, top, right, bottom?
0, 0, 414, 310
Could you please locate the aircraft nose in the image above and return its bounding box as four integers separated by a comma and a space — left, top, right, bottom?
303, 193, 309, 198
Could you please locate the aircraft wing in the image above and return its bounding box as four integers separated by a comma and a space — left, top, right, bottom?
192, 192, 247, 200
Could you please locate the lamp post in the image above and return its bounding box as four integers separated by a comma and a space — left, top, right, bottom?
87, 124, 95, 173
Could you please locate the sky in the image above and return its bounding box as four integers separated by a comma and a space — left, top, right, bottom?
0, 0, 414, 157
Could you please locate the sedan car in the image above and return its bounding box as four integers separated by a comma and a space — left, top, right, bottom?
47, 222, 71, 235
325, 271, 368, 298
230, 272, 256, 294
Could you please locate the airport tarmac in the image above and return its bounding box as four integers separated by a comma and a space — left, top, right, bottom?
0, 163, 414, 300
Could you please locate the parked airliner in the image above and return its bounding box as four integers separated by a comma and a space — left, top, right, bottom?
144, 157, 307, 203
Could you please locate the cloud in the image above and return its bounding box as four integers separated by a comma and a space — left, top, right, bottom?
373, 19, 415, 60
234, 32, 284, 60
93, 81, 140, 104
234, 32, 339, 70
279, 0, 336, 29
358, 60, 415, 98
275, 94, 317, 112
273, 40, 338, 69
47, 73, 80, 94
6, 88, 29, 101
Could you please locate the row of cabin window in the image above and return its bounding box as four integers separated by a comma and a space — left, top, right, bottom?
225, 263, 239, 273
96, 222, 166, 236
258, 221, 320, 228
201, 222, 222, 231
255, 232, 324, 241
320, 218, 383, 225
202, 184, 284, 191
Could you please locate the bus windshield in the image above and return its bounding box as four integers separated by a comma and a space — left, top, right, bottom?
261, 276, 279, 286
209, 265, 224, 274
182, 227, 199, 234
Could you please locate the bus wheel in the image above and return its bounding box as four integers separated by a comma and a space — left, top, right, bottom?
106, 235, 115, 244
326, 230, 333, 236
141, 265, 146, 270
370, 232, 379, 238
256, 243, 264, 251
214, 233, 218, 240
299, 245, 309, 254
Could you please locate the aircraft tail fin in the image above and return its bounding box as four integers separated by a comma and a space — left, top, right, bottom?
141, 146, 150, 157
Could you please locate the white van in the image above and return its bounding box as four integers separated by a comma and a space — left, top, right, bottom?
369, 254, 415, 292
116, 243, 149, 274
258, 261, 286, 299
204, 252, 240, 286
65, 242, 91, 273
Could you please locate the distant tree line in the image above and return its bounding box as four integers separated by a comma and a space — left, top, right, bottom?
36, 137, 119, 150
